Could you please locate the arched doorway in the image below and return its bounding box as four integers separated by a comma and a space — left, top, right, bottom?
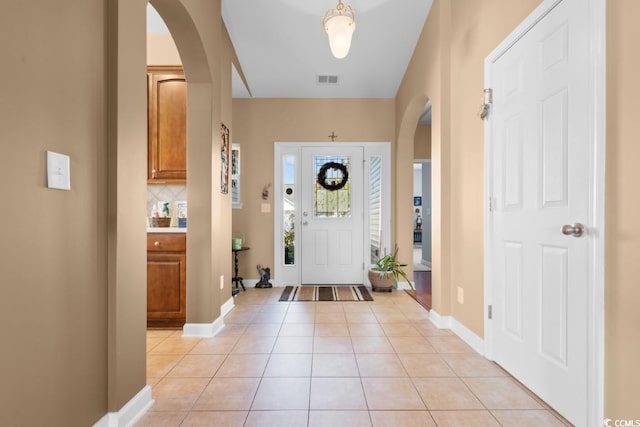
108, 0, 222, 417
395, 94, 448, 316
412, 100, 432, 309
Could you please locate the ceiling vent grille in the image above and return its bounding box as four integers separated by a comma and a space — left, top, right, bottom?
317, 74, 339, 85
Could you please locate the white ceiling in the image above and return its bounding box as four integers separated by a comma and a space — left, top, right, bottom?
222, 0, 432, 99
148, 1, 433, 99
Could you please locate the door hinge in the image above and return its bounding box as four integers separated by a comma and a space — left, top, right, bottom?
488, 305, 493, 320
488, 197, 496, 212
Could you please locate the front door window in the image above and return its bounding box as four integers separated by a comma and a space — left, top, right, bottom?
313, 156, 351, 218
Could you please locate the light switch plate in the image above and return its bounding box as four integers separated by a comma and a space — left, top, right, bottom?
47, 151, 71, 191
261, 203, 271, 213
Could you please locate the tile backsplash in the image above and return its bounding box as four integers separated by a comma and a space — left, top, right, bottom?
147, 185, 187, 226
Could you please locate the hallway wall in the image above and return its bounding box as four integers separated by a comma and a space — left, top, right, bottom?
1, 0, 236, 424
232, 99, 395, 281
605, 0, 640, 418
0, 1, 110, 425
397, 0, 640, 419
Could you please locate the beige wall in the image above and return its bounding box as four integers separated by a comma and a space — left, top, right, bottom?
232, 99, 395, 280
219, 20, 235, 306
414, 125, 432, 159
1, 0, 235, 424
447, 0, 542, 334
107, 0, 149, 413
147, 33, 181, 65
396, 0, 452, 315
398, 0, 640, 419
397, 0, 541, 334
605, 0, 640, 418
0, 1, 109, 425
2, 0, 639, 423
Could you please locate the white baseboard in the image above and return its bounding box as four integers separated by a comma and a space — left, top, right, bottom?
397, 281, 413, 290
240, 279, 260, 288
429, 309, 485, 356
182, 314, 225, 338
450, 316, 485, 355
221, 296, 235, 316
236, 278, 283, 288
428, 309, 451, 329
93, 385, 153, 427
181, 296, 235, 338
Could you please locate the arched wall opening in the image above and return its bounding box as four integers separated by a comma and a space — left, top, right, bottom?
108, 0, 224, 412
412, 100, 433, 308
396, 94, 450, 317
149, 0, 223, 326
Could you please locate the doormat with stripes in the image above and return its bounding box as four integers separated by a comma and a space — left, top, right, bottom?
279, 285, 373, 302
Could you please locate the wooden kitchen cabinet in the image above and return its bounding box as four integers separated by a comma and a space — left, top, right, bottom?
147, 233, 186, 327
147, 66, 187, 183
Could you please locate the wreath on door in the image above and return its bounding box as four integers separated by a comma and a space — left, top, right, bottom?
316, 161, 349, 191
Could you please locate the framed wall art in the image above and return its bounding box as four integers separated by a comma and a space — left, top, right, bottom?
231, 143, 241, 208
220, 123, 230, 194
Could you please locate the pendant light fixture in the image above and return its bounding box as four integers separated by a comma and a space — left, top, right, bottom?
322, 0, 356, 59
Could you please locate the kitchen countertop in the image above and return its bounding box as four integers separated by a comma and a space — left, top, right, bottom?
147, 227, 187, 233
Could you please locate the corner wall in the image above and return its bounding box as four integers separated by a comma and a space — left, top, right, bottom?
108, 0, 150, 413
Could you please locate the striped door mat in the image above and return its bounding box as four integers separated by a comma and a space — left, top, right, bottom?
279, 285, 373, 302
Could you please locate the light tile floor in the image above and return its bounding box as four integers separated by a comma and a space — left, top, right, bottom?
138, 287, 571, 426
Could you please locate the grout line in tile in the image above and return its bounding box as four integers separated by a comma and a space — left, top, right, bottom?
143, 288, 572, 426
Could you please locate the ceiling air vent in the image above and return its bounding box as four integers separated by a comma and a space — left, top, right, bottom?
317, 74, 339, 85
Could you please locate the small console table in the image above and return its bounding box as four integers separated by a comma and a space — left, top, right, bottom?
232, 246, 249, 293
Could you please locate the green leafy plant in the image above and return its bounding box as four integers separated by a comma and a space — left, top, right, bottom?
372, 245, 414, 290
284, 229, 294, 247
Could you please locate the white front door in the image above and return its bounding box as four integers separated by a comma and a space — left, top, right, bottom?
300, 146, 364, 284
487, 0, 593, 425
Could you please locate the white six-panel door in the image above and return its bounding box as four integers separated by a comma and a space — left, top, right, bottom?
300, 146, 364, 284
487, 0, 592, 425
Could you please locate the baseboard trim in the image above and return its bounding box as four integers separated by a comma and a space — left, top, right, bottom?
221, 296, 235, 317
450, 317, 485, 355
182, 314, 225, 338
241, 279, 259, 288
397, 281, 413, 290
181, 295, 236, 338
428, 309, 450, 329
92, 385, 153, 427
429, 310, 485, 356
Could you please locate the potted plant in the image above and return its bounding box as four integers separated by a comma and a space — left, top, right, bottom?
368, 245, 414, 292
